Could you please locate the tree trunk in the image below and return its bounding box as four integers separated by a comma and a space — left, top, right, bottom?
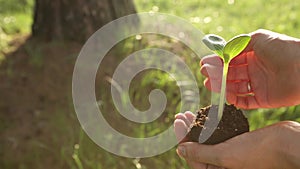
32, 0, 137, 42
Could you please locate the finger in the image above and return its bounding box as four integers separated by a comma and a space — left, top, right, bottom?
177, 142, 224, 166
202, 63, 249, 82
226, 90, 237, 105
200, 64, 222, 79
208, 165, 224, 169
226, 81, 254, 96
174, 119, 189, 142
203, 78, 210, 91
175, 113, 192, 126
184, 111, 196, 124
200, 55, 223, 66
205, 78, 254, 96
187, 161, 223, 169
227, 64, 249, 81
226, 81, 256, 107
236, 96, 249, 109
229, 52, 247, 65
235, 96, 260, 109
226, 82, 261, 109
204, 78, 221, 93
186, 160, 208, 169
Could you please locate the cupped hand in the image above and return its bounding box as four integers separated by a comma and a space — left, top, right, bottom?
174, 111, 300, 169
200, 29, 300, 109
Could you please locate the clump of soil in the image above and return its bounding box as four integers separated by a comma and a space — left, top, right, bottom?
186, 104, 249, 145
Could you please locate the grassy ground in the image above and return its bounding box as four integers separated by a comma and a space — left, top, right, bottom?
1, 0, 300, 169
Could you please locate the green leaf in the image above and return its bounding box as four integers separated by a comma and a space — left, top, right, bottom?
222, 34, 251, 63
202, 34, 226, 57
201, 33, 252, 120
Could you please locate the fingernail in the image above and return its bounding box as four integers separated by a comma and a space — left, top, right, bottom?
177, 146, 186, 158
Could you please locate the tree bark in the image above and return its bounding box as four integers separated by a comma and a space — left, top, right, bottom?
32, 0, 137, 42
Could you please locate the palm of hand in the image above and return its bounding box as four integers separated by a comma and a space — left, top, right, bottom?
201, 49, 299, 109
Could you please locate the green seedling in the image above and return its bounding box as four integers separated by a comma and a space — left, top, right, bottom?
202, 34, 251, 120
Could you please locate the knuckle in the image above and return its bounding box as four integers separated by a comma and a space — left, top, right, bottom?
254, 29, 267, 34
252, 29, 268, 37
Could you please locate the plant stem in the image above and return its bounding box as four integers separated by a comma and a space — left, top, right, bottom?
217, 62, 229, 120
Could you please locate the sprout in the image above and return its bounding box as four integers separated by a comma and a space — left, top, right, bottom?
202, 34, 251, 120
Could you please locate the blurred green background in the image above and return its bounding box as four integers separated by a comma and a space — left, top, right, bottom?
1, 0, 300, 169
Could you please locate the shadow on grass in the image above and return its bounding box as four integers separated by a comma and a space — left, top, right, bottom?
0, 34, 194, 169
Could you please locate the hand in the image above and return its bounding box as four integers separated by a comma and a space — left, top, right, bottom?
174, 112, 223, 169
200, 29, 300, 109
174, 112, 300, 169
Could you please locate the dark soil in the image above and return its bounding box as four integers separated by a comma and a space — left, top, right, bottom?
186, 104, 249, 144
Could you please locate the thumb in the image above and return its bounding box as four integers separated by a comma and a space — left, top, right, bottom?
177, 142, 225, 166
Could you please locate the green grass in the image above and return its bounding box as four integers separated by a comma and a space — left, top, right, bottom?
134, 0, 300, 39
134, 0, 300, 130
1, 0, 300, 169
0, 0, 33, 60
